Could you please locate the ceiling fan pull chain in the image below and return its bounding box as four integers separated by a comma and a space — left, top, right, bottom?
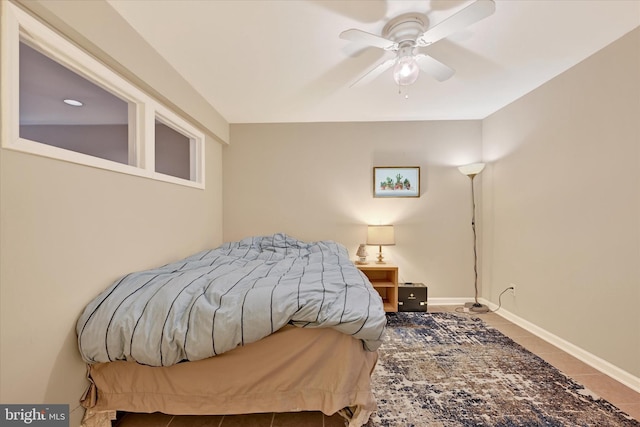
397, 84, 410, 99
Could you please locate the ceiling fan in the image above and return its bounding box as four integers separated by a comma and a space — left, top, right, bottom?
340, 0, 496, 88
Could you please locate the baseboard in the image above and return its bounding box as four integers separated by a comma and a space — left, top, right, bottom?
479, 298, 640, 394
427, 297, 471, 306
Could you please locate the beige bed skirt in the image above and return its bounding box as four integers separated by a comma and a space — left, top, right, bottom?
81, 325, 378, 427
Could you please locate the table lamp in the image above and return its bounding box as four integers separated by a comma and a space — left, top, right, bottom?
367, 225, 395, 264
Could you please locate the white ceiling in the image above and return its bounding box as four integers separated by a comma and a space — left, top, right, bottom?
107, 0, 639, 125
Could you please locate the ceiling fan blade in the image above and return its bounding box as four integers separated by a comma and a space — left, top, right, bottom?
414, 54, 455, 82
350, 58, 397, 87
340, 29, 398, 51
417, 0, 495, 47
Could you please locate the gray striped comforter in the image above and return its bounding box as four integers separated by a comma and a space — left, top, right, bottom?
77, 234, 387, 367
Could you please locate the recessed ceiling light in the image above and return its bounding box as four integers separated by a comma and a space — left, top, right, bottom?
63, 99, 83, 107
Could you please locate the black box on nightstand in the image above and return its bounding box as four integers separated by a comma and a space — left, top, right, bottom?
398, 283, 428, 312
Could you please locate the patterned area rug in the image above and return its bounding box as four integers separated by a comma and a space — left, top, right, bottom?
366, 312, 638, 427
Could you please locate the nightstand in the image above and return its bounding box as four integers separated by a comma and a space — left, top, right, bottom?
356, 264, 398, 312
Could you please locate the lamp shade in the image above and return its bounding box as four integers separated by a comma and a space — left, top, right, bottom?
367, 225, 395, 246
458, 163, 486, 177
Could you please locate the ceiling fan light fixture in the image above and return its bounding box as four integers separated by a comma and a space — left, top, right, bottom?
340, 0, 496, 90
393, 56, 419, 86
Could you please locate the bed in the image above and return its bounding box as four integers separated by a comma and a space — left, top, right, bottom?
77, 233, 387, 427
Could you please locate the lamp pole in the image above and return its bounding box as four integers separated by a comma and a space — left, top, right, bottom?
468, 172, 489, 313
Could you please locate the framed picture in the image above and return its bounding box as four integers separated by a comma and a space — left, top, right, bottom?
373, 166, 420, 198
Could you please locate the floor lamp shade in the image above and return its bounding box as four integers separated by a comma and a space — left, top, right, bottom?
458, 163, 485, 177
367, 225, 395, 264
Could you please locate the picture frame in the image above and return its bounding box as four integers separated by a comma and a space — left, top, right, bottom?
373, 166, 420, 198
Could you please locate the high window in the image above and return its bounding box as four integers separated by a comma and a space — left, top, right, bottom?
1, 3, 205, 188
19, 41, 132, 165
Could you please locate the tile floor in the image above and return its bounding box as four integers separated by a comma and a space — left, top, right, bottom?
114, 305, 640, 426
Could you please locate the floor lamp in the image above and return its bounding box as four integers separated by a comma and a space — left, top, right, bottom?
458, 163, 489, 313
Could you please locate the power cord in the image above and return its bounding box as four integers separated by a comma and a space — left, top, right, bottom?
454, 286, 514, 315
490, 286, 513, 313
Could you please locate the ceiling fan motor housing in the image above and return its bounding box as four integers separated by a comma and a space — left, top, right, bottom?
383, 13, 429, 47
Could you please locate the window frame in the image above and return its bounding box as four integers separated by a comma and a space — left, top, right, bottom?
153, 107, 205, 185
1, 2, 205, 189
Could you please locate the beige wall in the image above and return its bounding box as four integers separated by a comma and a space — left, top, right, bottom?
225, 120, 483, 297
0, 1, 225, 425
482, 28, 639, 378
0, 140, 222, 410
0, 140, 223, 423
